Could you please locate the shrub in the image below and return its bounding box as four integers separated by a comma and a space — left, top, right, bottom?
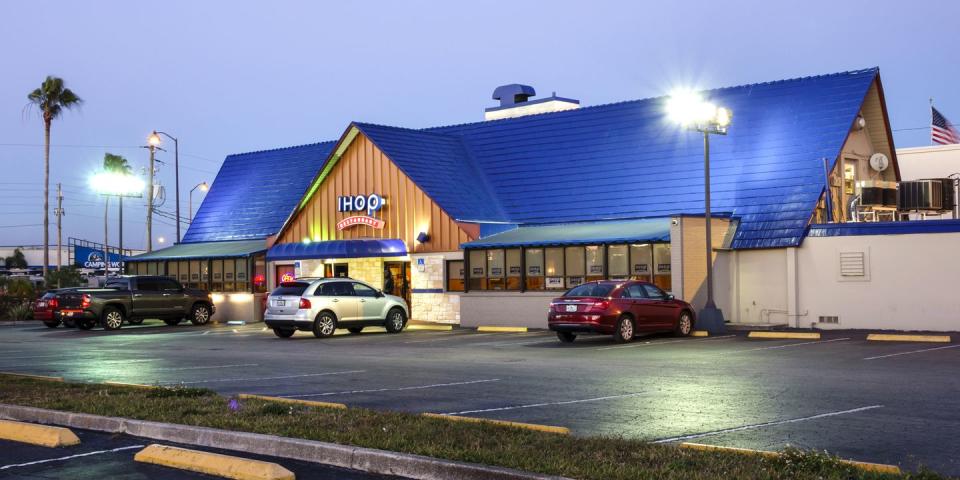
45, 266, 84, 289
5, 303, 33, 321
4, 278, 35, 299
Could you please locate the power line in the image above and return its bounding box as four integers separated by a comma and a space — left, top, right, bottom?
0, 143, 223, 164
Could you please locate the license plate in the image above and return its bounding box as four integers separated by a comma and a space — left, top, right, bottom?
565, 304, 578, 312
275, 299, 285, 307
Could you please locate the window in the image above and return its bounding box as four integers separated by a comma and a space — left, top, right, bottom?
272, 281, 310, 296
544, 247, 564, 289
224, 258, 236, 292
642, 283, 668, 300
235, 258, 249, 293
253, 254, 267, 293
487, 249, 506, 290
147, 262, 157, 275
564, 283, 615, 298
625, 283, 646, 299
352, 282, 379, 297
178, 261, 189, 284
468, 250, 486, 290
653, 244, 672, 291
630, 244, 652, 281
844, 161, 857, 195
189, 260, 201, 288
137, 278, 161, 291
505, 249, 521, 290
446, 260, 464, 292
586, 246, 604, 282
166, 261, 178, 281
524, 248, 544, 290
211, 259, 223, 292
159, 278, 181, 291
607, 245, 629, 279
318, 281, 354, 296
565, 246, 585, 288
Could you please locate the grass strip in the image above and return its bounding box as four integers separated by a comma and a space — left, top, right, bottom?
0, 374, 947, 480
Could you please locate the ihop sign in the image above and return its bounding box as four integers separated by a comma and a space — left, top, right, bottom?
336, 194, 386, 231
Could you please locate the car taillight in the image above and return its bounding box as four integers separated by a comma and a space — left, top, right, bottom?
48, 298, 58, 309
586, 300, 611, 312
299, 298, 311, 309
81, 294, 91, 309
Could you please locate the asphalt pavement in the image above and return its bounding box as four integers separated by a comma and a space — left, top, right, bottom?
1, 320, 959, 476
0, 427, 400, 479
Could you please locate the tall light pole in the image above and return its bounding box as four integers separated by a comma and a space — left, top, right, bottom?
667, 89, 732, 334
90, 171, 145, 274
189, 182, 209, 225
149, 131, 181, 242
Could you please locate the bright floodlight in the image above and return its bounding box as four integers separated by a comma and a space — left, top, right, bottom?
148, 131, 162, 147
89, 171, 146, 196
666, 89, 731, 130
199, 182, 209, 192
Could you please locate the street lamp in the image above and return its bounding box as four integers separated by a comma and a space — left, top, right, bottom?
189, 182, 209, 225
666, 89, 732, 334
90, 171, 145, 276
149, 131, 182, 242
144, 132, 165, 253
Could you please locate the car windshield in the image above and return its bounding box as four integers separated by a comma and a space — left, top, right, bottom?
271, 281, 310, 296
564, 283, 614, 298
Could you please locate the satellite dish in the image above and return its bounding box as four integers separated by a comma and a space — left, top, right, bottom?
869, 153, 889, 172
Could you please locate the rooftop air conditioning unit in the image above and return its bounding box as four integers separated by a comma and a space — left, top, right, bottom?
897, 179, 955, 212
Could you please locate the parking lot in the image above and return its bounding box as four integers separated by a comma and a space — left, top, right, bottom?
1, 321, 959, 475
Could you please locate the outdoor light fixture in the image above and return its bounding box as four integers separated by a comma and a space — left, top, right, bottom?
188, 181, 209, 225
147, 132, 162, 147
302, 237, 312, 245
158, 236, 166, 245
89, 171, 146, 196
666, 88, 733, 334
416, 232, 430, 243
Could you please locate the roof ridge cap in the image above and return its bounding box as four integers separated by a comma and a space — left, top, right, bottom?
227, 139, 338, 158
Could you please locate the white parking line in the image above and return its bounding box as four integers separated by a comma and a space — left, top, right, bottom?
595, 334, 737, 351
0, 445, 145, 470
166, 370, 365, 385
488, 340, 557, 347
651, 405, 883, 444
444, 391, 647, 415
720, 337, 851, 354
283, 378, 500, 398
864, 343, 960, 360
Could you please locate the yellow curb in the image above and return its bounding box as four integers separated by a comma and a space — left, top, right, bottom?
103, 381, 162, 389
238, 393, 347, 410
422, 413, 570, 435
0, 372, 64, 382
0, 419, 80, 447
134, 444, 294, 480
406, 324, 454, 331
866, 333, 951, 343
691, 330, 709, 337
476, 326, 528, 333
680, 443, 901, 474
747, 331, 820, 340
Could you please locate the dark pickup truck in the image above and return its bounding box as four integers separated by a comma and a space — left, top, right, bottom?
57, 275, 215, 330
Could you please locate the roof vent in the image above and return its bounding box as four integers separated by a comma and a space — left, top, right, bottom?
485, 84, 580, 121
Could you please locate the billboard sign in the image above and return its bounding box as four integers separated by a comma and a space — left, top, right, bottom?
74, 245, 125, 269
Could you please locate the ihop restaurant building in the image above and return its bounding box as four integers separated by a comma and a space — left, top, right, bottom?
128, 68, 904, 328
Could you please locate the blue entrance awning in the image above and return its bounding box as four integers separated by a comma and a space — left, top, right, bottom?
461, 217, 672, 249
266, 239, 407, 261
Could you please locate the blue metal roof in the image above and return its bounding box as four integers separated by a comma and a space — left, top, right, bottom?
807, 219, 960, 239
182, 141, 336, 243
127, 239, 266, 261
461, 217, 671, 248
423, 68, 881, 249
266, 239, 407, 261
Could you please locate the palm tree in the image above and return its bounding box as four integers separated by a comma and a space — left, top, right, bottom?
27, 76, 82, 280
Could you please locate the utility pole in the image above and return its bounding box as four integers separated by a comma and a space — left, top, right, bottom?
119, 196, 124, 273
104, 196, 110, 277
55, 183, 64, 271
147, 144, 155, 252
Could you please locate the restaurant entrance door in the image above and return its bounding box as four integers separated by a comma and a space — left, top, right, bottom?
383, 261, 411, 312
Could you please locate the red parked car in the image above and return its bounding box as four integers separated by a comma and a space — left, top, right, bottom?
33, 291, 61, 328
548, 280, 695, 343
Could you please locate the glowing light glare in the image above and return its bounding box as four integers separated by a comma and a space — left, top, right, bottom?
302, 237, 312, 245
199, 182, 209, 192
89, 171, 146, 195
665, 89, 732, 128
147, 132, 162, 147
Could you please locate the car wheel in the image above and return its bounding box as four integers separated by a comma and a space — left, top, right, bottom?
313, 312, 337, 338
127, 318, 144, 325
163, 318, 182, 326
43, 320, 60, 329
77, 318, 96, 330
674, 311, 694, 337
384, 308, 406, 333
102, 307, 124, 331
613, 315, 634, 343
347, 327, 364, 334
273, 328, 295, 338
557, 331, 576, 343
190, 304, 212, 326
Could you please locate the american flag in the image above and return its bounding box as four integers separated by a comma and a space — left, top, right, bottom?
932, 106, 960, 145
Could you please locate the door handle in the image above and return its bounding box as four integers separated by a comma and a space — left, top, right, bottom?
133, 294, 143, 298
162, 293, 171, 297
331, 299, 339, 303
360, 299, 367, 303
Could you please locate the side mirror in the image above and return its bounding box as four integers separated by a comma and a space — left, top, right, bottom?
666, 294, 675, 301
376, 290, 385, 298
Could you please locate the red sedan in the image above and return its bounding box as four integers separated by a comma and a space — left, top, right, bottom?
548, 280, 695, 343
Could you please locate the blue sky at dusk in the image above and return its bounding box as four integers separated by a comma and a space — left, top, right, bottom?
1, 0, 958, 249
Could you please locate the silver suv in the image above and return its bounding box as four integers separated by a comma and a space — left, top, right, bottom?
265, 278, 409, 338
